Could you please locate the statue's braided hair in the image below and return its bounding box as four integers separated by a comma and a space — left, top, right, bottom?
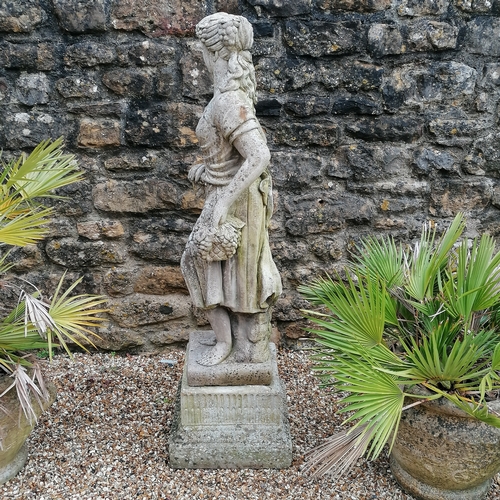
196, 13, 256, 104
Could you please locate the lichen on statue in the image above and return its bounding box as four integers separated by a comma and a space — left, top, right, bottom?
181, 13, 282, 367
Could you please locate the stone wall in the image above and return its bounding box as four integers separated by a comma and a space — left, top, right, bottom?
1, 0, 499, 350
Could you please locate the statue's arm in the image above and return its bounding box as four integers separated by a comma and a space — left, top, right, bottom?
211, 128, 270, 227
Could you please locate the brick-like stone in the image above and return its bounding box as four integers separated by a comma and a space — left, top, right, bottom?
131, 232, 188, 264
16, 72, 50, 105
284, 21, 363, 57
181, 41, 213, 99
46, 239, 127, 268
270, 152, 324, 191
428, 118, 490, 146
102, 68, 153, 97
368, 24, 404, 57
103, 268, 136, 297
0, 0, 44, 32
318, 0, 391, 11
119, 41, 175, 66
93, 179, 180, 212
77, 220, 125, 240
398, 0, 448, 16
56, 75, 101, 98
465, 18, 500, 56
455, 0, 494, 13
414, 148, 459, 173
274, 122, 339, 147
331, 94, 383, 115
247, 0, 311, 16
64, 42, 116, 67
284, 96, 331, 116
343, 61, 384, 91
78, 118, 121, 148
108, 294, 191, 328
407, 21, 459, 51
110, 0, 207, 36
346, 117, 423, 142
104, 152, 157, 171
134, 266, 187, 294
52, 0, 107, 32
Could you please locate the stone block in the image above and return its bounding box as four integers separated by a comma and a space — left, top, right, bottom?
274, 122, 339, 147
456, 0, 494, 12
181, 42, 213, 99
343, 61, 384, 91
102, 68, 153, 97
78, 118, 121, 148
414, 148, 458, 173
368, 24, 404, 57
428, 119, 490, 146
118, 41, 175, 66
157, 64, 182, 98
284, 21, 362, 57
465, 18, 500, 56
64, 42, 116, 67
347, 116, 423, 142
134, 266, 187, 294
398, 0, 448, 16
77, 220, 125, 240
270, 151, 323, 191
186, 332, 273, 386
0, 0, 44, 33
15, 73, 50, 105
107, 294, 191, 328
56, 75, 100, 98
93, 179, 180, 212
331, 93, 382, 115
318, 0, 391, 11
46, 239, 127, 267
169, 340, 292, 469
0, 42, 37, 69
52, 0, 107, 32
284, 95, 331, 117
110, 0, 207, 36
103, 268, 136, 297
407, 21, 458, 51
104, 152, 157, 171
131, 232, 188, 264
247, 0, 311, 16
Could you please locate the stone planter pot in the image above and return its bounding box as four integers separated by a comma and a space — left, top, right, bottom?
390, 393, 500, 500
0, 377, 56, 485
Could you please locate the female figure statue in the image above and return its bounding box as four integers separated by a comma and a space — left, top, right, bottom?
181, 13, 282, 367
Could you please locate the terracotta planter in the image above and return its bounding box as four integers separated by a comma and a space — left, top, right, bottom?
0, 377, 56, 485
390, 393, 500, 500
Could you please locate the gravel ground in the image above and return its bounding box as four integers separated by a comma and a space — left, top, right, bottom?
1, 347, 499, 500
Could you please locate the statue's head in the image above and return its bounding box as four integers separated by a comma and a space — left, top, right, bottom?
196, 13, 254, 61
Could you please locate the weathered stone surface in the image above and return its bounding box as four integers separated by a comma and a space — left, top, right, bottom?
3, 112, 72, 148
284, 192, 375, 235
181, 42, 213, 99
67, 101, 124, 117
103, 268, 136, 297
398, 0, 448, 16
248, 0, 311, 16
284, 21, 363, 57
455, 0, 495, 12
56, 75, 100, 98
346, 117, 423, 142
131, 232, 188, 264
108, 294, 191, 328
428, 118, 490, 146
77, 220, 125, 240
78, 118, 121, 147
93, 179, 180, 212
318, 0, 391, 11
284, 95, 331, 116
481, 64, 500, 88
102, 68, 153, 96
104, 152, 157, 171
407, 21, 459, 51
414, 148, 459, 173
343, 61, 384, 91
64, 42, 116, 67
331, 93, 383, 115
110, 0, 207, 36
368, 24, 404, 57
134, 266, 187, 294
15, 73, 50, 105
46, 239, 127, 267
430, 178, 493, 216
0, 42, 38, 69
52, 0, 107, 33
0, 0, 44, 32
465, 18, 500, 56
274, 122, 339, 147
117, 41, 175, 66
270, 151, 324, 190
157, 63, 182, 98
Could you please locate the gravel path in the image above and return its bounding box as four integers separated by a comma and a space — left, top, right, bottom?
1, 347, 499, 500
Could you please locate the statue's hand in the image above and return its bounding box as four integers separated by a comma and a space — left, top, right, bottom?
188, 163, 205, 183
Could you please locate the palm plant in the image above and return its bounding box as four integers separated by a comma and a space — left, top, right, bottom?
0, 138, 106, 423
299, 213, 500, 476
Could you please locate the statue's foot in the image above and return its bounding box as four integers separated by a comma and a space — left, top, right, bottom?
197, 341, 231, 366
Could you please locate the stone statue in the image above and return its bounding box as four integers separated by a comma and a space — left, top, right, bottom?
181, 13, 282, 368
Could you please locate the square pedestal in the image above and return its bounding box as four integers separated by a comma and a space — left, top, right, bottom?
168, 339, 293, 469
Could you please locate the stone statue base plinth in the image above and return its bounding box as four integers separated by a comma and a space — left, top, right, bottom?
168, 332, 292, 469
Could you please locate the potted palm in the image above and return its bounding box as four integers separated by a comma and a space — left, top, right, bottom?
0, 138, 106, 484
299, 213, 500, 500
